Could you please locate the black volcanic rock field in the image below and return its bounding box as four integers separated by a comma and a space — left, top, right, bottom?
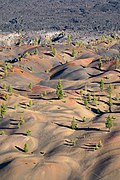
0, 0, 120, 34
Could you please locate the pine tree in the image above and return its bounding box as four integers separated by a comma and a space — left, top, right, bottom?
113, 32, 117, 40
4, 93, 9, 101
115, 57, 119, 69
98, 140, 103, 148
14, 104, 17, 110
29, 99, 33, 107
84, 97, 88, 107
100, 79, 104, 91
3, 83, 6, 90
18, 121, 21, 128
56, 80, 64, 99
71, 117, 77, 130
20, 116, 25, 125
4, 64, 8, 77
50, 46, 56, 57
24, 143, 28, 152
0, 103, 6, 118
105, 115, 113, 132
28, 82, 32, 90
34, 48, 38, 55
82, 116, 86, 122
107, 84, 113, 96
101, 36, 106, 42
67, 34, 71, 45
88, 93, 92, 102
72, 49, 77, 57
8, 85, 13, 95
34, 37, 38, 45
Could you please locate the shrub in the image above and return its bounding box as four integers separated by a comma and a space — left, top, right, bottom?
98, 140, 103, 148
82, 116, 86, 122
26, 130, 32, 136
95, 143, 99, 150
23, 51, 29, 57
0, 130, 5, 135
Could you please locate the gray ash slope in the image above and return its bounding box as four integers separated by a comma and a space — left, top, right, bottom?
0, 0, 120, 34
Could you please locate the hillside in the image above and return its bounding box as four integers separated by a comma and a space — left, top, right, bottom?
0, 34, 120, 180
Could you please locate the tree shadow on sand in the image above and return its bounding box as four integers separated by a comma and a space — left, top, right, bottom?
80, 143, 96, 151
55, 122, 101, 132
15, 146, 25, 152
63, 51, 73, 57
44, 52, 54, 57
13, 87, 27, 92
0, 160, 12, 170
28, 94, 58, 100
